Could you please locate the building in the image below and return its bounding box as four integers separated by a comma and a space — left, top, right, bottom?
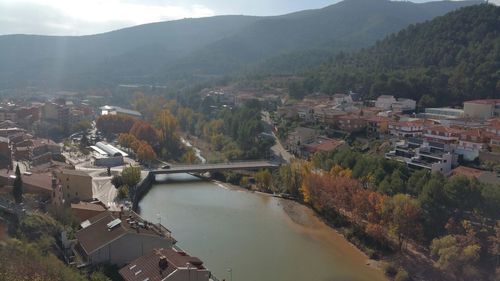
375, 95, 397, 110
73, 210, 176, 267
100, 105, 142, 119
119, 247, 213, 281
0, 137, 11, 169
332, 93, 353, 106
336, 115, 367, 133
463, 99, 500, 119
455, 129, 489, 161
388, 119, 431, 138
423, 126, 461, 145
374, 95, 416, 112
385, 138, 456, 174
422, 107, 465, 120
366, 116, 390, 136
71, 200, 108, 222
55, 169, 93, 203
90, 142, 128, 167
303, 137, 346, 158
32, 138, 62, 165
287, 127, 318, 156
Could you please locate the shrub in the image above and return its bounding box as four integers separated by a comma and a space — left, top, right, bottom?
394, 268, 410, 281
382, 262, 398, 277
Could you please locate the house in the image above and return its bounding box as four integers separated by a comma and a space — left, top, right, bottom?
385, 140, 456, 175
375, 95, 397, 110
451, 166, 500, 186
119, 247, 213, 281
74, 210, 176, 267
366, 116, 390, 136
0, 137, 11, 169
287, 127, 318, 156
336, 115, 367, 133
464, 99, 500, 119
313, 107, 346, 125
388, 119, 431, 138
423, 126, 461, 145
332, 93, 353, 106
455, 128, 489, 161
32, 138, 62, 166
374, 95, 416, 112
55, 169, 93, 204
71, 200, 108, 222
303, 137, 347, 158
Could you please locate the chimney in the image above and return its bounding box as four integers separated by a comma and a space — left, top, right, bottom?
158, 256, 168, 275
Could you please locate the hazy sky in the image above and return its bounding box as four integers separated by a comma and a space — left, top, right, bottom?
0, 0, 496, 36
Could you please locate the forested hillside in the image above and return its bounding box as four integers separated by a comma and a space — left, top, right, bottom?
293, 4, 500, 106
0, 0, 480, 90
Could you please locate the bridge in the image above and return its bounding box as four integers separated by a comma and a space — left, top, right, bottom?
132, 161, 280, 211
152, 161, 280, 175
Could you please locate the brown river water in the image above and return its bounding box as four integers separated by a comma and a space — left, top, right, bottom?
139, 174, 387, 281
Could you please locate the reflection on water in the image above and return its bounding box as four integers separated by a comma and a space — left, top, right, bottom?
140, 174, 387, 281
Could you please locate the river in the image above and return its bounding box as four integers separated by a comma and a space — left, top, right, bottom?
139, 174, 387, 281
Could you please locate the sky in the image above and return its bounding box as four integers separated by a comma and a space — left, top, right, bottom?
0, 0, 496, 36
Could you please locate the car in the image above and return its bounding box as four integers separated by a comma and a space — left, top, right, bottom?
23, 171, 32, 176
161, 164, 171, 169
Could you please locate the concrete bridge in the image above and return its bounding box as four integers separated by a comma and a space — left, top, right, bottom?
132, 160, 279, 211
152, 161, 280, 175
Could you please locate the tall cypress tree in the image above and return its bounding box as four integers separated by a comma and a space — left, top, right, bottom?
13, 164, 23, 203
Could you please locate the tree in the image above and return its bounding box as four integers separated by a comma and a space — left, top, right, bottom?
181, 148, 198, 164
255, 170, 272, 191
384, 194, 423, 250
431, 234, 481, 280
136, 142, 157, 164
129, 120, 159, 145
13, 164, 23, 203
121, 166, 141, 189
117, 185, 130, 200
111, 175, 124, 189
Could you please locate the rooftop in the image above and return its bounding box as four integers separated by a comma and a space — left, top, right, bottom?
119, 247, 209, 281
464, 99, 500, 105
58, 169, 92, 178
76, 210, 174, 256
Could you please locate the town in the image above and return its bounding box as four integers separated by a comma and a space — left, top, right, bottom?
0, 87, 498, 280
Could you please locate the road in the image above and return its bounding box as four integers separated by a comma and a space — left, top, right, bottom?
262, 111, 294, 163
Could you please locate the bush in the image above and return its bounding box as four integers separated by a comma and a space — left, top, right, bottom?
117, 185, 130, 200
394, 268, 410, 281
111, 175, 124, 189
19, 212, 62, 242
382, 262, 398, 277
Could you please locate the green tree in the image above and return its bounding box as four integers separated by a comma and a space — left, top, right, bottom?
121, 166, 141, 189
13, 164, 23, 203
385, 194, 423, 250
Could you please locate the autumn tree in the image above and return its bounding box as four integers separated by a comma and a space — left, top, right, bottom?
155, 109, 182, 159
96, 115, 136, 136
136, 142, 157, 164
129, 120, 159, 145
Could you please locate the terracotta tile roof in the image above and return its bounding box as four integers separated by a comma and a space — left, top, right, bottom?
76, 211, 174, 255
464, 99, 500, 105
119, 248, 209, 281
71, 201, 107, 212
426, 125, 462, 134
451, 166, 484, 178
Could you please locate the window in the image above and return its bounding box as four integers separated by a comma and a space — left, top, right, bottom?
67, 185, 69, 189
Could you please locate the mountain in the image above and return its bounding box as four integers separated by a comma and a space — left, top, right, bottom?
0, 0, 483, 90
293, 4, 500, 106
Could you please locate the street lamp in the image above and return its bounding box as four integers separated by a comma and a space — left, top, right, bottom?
227, 268, 233, 281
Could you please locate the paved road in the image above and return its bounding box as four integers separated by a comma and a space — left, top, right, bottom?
262, 111, 294, 163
